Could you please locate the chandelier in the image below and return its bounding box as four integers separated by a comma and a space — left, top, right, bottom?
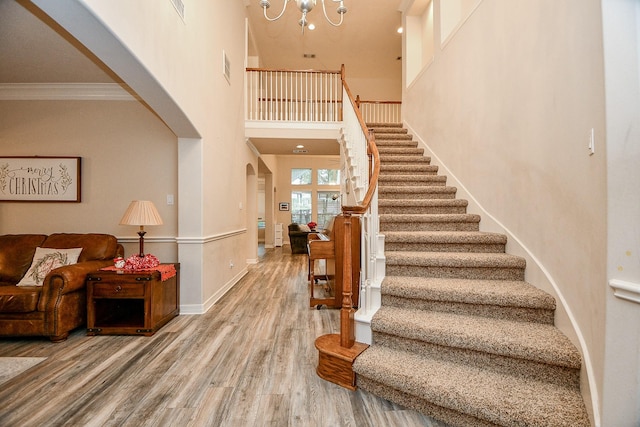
259, 0, 347, 33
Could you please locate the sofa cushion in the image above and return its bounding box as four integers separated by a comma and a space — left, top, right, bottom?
16, 247, 83, 287
42, 233, 119, 262
0, 234, 47, 283
0, 285, 40, 312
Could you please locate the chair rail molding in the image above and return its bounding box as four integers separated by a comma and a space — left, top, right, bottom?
176, 229, 247, 245
609, 279, 640, 304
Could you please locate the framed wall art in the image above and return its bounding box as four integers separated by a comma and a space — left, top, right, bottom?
0, 156, 81, 202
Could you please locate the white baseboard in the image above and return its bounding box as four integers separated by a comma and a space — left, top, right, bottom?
179, 267, 248, 314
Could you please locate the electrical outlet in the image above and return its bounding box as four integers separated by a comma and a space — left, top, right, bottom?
229, 260, 234, 269
167, 194, 174, 205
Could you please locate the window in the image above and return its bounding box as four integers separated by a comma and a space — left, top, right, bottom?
291, 191, 312, 224
317, 169, 340, 185
317, 191, 341, 229
291, 168, 312, 185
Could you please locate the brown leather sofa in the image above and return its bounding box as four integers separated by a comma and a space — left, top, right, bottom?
288, 224, 311, 254
0, 233, 124, 342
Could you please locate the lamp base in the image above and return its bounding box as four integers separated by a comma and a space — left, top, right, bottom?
137, 230, 146, 257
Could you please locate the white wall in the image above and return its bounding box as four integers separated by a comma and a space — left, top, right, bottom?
402, 0, 608, 423
601, 1, 640, 425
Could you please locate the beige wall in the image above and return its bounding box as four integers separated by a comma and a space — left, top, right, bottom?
0, 99, 178, 263
402, 0, 607, 421
31, 0, 258, 312
346, 77, 402, 101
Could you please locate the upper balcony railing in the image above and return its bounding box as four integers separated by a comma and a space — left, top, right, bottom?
246, 68, 343, 122
245, 68, 401, 124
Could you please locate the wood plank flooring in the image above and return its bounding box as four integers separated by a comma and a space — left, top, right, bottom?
0, 247, 447, 427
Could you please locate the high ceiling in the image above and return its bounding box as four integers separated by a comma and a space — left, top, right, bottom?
0, 0, 403, 155
245, 0, 403, 79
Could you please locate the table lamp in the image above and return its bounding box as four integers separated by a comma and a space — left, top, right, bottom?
119, 200, 163, 257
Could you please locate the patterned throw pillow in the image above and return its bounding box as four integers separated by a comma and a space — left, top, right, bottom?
16, 247, 83, 287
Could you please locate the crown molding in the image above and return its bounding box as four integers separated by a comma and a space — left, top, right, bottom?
0, 83, 136, 101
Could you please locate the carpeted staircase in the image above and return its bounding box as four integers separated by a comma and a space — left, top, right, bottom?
352, 123, 591, 427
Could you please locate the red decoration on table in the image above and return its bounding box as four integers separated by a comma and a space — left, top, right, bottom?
100, 262, 176, 281
124, 254, 160, 270
307, 221, 317, 230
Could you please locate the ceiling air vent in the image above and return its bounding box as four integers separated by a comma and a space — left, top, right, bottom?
171, 0, 185, 21
293, 149, 308, 154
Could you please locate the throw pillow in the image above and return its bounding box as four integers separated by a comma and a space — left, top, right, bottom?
298, 224, 311, 232
16, 247, 83, 287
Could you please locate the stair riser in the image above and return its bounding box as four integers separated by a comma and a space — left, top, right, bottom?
380, 161, 432, 167
375, 141, 418, 148
379, 192, 456, 200
356, 377, 498, 427
378, 149, 425, 155
380, 222, 480, 232
384, 242, 505, 253
380, 166, 438, 174
378, 206, 467, 214
380, 175, 446, 182
379, 179, 447, 186
371, 333, 579, 388
380, 295, 554, 324
385, 265, 525, 281
375, 134, 412, 140
372, 129, 408, 134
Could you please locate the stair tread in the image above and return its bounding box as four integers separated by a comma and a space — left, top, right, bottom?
383, 230, 507, 244
379, 175, 446, 181
380, 154, 429, 160
385, 251, 526, 268
354, 346, 589, 426
382, 276, 556, 309
379, 186, 457, 192
375, 140, 418, 146
380, 164, 438, 171
367, 122, 402, 127
372, 306, 580, 368
378, 199, 467, 206
380, 213, 480, 223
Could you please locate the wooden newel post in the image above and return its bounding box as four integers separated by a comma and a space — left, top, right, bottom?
340, 212, 355, 348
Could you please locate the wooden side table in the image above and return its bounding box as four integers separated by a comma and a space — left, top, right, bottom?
86, 263, 179, 336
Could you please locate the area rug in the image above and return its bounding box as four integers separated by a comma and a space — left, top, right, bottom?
0, 357, 46, 386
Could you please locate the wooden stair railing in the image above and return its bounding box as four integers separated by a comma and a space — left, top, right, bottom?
315, 65, 381, 391
355, 95, 402, 124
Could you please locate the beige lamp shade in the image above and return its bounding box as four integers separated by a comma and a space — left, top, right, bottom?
119, 200, 163, 226
119, 201, 163, 257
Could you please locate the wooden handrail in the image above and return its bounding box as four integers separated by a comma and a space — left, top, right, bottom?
357, 100, 402, 105
246, 67, 341, 74
336, 64, 381, 348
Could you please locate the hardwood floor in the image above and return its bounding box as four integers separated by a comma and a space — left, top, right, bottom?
0, 247, 446, 427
